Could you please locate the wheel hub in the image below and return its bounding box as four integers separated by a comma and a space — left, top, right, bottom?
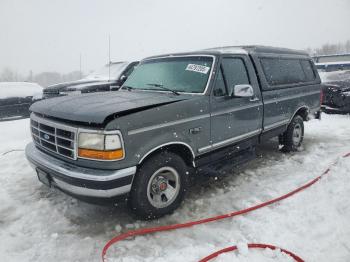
159, 181, 167, 191
292, 123, 302, 145
147, 166, 181, 208
151, 177, 168, 194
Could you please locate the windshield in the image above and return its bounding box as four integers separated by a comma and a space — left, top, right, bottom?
318, 70, 350, 82
84, 62, 128, 81
122, 56, 213, 93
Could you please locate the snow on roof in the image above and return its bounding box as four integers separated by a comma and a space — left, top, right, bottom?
0, 82, 43, 99
204, 46, 248, 54
205, 45, 307, 56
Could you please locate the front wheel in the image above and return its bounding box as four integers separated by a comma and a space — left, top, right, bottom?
279, 115, 304, 152
128, 151, 189, 219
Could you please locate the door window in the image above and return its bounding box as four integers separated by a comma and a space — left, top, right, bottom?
213, 67, 227, 96
222, 58, 250, 89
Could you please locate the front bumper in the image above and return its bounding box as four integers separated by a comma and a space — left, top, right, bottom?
25, 143, 136, 199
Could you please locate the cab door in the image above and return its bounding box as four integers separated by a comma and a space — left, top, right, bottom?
208, 55, 263, 152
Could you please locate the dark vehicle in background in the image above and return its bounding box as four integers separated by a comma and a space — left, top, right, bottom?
26, 46, 321, 219
0, 82, 42, 121
43, 61, 138, 98
319, 69, 350, 113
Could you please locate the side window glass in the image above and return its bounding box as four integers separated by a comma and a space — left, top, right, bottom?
261, 58, 310, 86
222, 58, 250, 89
213, 68, 227, 97
300, 60, 316, 82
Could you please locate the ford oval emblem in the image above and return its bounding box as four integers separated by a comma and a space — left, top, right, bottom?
44, 134, 50, 140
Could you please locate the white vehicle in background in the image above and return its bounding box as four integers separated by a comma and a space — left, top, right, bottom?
0, 82, 43, 121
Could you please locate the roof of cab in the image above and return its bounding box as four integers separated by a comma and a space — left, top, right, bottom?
143, 45, 309, 60
208, 45, 308, 56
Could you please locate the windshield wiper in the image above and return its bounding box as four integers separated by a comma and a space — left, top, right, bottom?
146, 83, 180, 95
122, 85, 134, 91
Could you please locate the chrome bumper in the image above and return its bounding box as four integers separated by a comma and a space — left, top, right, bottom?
25, 143, 136, 198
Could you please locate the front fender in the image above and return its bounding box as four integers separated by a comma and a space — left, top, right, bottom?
127, 129, 196, 165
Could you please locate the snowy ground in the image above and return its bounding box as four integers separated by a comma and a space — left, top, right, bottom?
1, 114, 350, 262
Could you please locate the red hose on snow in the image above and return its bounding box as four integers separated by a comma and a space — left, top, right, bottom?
102, 152, 350, 261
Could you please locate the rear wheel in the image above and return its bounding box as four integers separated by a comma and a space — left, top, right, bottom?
128, 151, 189, 219
280, 115, 304, 152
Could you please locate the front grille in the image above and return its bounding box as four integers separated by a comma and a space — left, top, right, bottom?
43, 89, 65, 98
43, 89, 59, 94
30, 114, 77, 160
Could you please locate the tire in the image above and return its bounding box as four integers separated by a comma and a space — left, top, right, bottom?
128, 151, 189, 219
280, 115, 304, 152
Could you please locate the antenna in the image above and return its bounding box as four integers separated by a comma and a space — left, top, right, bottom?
108, 35, 111, 81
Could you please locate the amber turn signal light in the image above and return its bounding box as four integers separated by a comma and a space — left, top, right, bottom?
78, 148, 124, 160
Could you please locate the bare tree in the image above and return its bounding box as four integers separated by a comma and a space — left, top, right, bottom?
345, 40, 350, 53
32, 71, 83, 87
310, 40, 350, 56
0, 67, 17, 81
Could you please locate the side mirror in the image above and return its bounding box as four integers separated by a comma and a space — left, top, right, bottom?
120, 75, 128, 83
229, 84, 254, 98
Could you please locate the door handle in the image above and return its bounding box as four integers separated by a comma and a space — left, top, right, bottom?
249, 96, 259, 102
189, 127, 202, 134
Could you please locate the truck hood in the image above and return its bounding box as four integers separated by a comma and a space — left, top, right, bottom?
43, 79, 116, 93
30, 90, 188, 125
65, 81, 115, 91
45, 79, 101, 90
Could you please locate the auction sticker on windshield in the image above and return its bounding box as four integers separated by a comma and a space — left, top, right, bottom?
186, 64, 210, 74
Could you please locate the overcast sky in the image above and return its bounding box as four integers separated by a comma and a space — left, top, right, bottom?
1, 0, 349, 75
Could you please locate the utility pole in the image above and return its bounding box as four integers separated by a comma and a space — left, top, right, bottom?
79, 53, 82, 79
108, 35, 111, 81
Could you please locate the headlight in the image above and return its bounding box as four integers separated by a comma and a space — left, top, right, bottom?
78, 132, 124, 160
105, 135, 122, 150
78, 133, 104, 150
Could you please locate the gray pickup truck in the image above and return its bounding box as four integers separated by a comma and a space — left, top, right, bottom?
26, 46, 321, 219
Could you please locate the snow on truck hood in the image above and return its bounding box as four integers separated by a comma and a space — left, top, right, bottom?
30, 90, 187, 124
44, 79, 108, 92
65, 80, 114, 90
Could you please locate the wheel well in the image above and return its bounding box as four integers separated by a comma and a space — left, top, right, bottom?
139, 143, 195, 167
294, 107, 309, 121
